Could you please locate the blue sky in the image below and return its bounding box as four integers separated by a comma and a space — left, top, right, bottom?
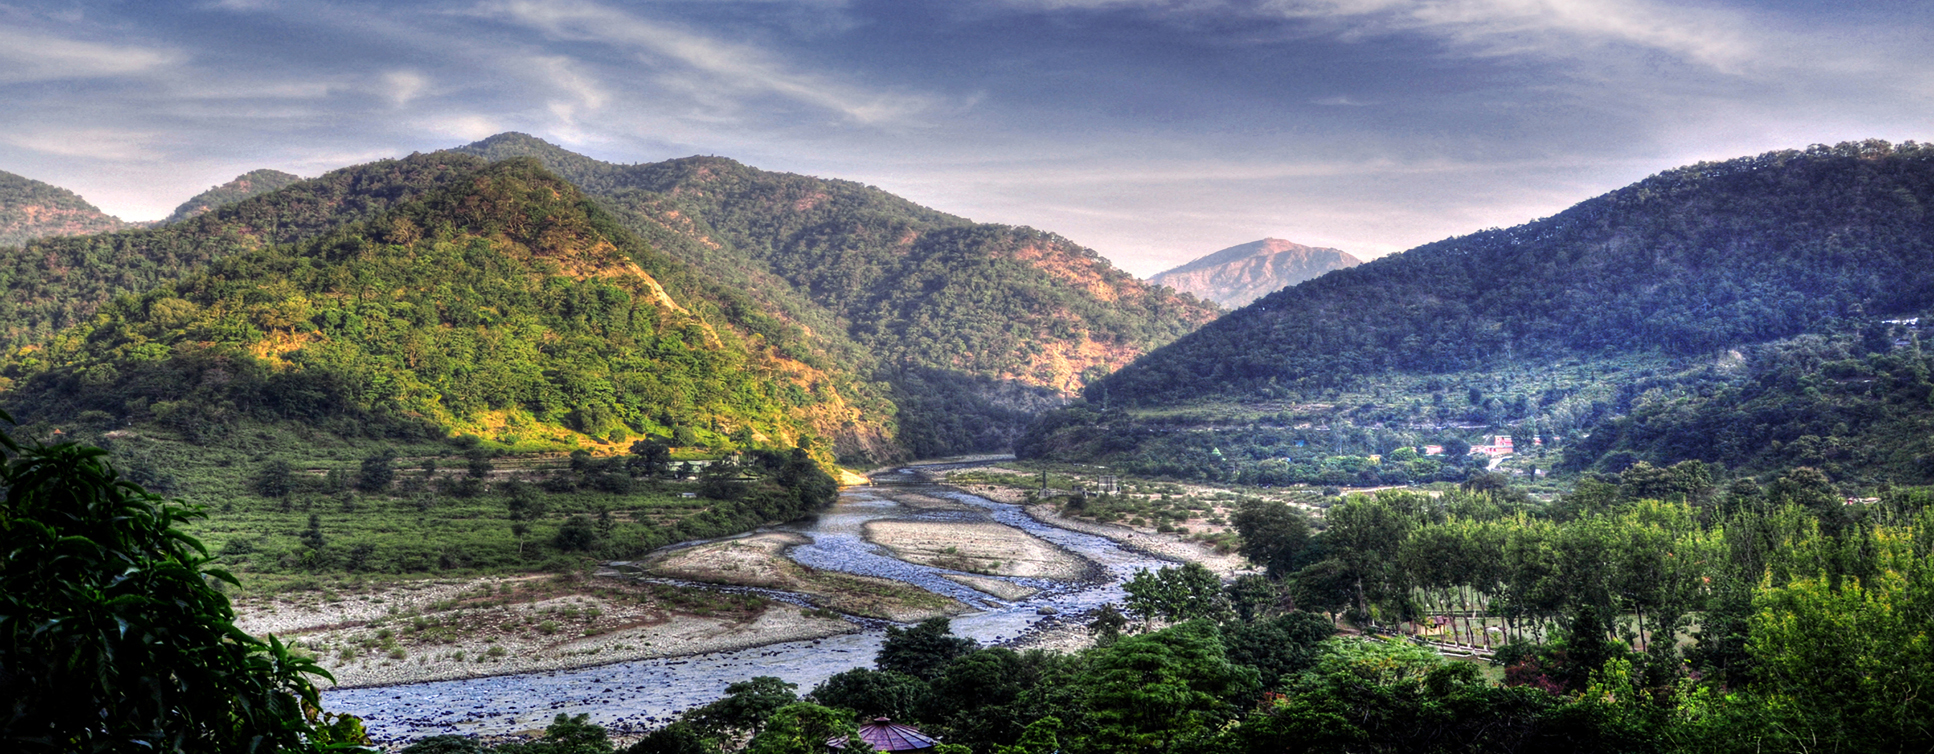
2, 0, 1929, 275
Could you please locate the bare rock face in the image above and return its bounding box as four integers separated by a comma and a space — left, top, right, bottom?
0, 170, 124, 246
1148, 238, 1361, 308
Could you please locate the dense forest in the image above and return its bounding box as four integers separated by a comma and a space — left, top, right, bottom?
454, 133, 1220, 457
0, 168, 125, 246
1094, 140, 1934, 406
160, 168, 304, 225
0, 153, 483, 350
1566, 321, 1934, 482
0, 158, 894, 461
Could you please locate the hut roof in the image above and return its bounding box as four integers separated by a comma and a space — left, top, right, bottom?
826, 718, 939, 751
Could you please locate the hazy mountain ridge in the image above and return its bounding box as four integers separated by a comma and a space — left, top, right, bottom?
453, 133, 1220, 456
1149, 238, 1361, 308
161, 169, 303, 225
0, 169, 125, 246
0, 158, 891, 461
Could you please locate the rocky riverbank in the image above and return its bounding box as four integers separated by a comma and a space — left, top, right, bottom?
234, 573, 855, 689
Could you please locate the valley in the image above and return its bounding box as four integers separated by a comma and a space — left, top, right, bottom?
4, 137, 1934, 754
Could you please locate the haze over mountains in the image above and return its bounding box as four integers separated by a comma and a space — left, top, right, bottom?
1148, 238, 1361, 308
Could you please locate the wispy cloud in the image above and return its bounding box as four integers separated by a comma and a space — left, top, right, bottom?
475, 0, 933, 124
0, 28, 180, 83
3, 128, 168, 161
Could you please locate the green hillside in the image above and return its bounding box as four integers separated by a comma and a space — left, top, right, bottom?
453, 133, 1221, 456
1097, 140, 1934, 406
160, 168, 303, 225
1564, 320, 1934, 483
0, 169, 124, 246
1, 158, 892, 460
1025, 141, 1934, 485
0, 153, 481, 350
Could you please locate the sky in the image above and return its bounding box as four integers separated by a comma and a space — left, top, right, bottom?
1, 1, 1930, 276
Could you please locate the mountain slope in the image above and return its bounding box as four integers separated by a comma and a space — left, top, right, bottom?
1149, 238, 1360, 308
1021, 140, 1934, 485
1099, 140, 1934, 407
452, 133, 1221, 456
161, 169, 303, 224
0, 170, 124, 246
0, 153, 482, 350
1, 158, 891, 459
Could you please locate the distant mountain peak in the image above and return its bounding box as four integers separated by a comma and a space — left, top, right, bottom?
161, 169, 303, 225
1149, 238, 1361, 308
0, 169, 124, 246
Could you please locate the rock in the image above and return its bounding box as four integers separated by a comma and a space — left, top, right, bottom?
1036, 606, 1058, 615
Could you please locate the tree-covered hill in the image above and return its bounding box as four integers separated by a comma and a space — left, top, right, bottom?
0, 153, 483, 350
160, 168, 304, 225
0, 169, 124, 247
1097, 140, 1934, 406
453, 133, 1221, 456
0, 158, 895, 461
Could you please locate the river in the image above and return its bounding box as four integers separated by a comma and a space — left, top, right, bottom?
320, 471, 1173, 743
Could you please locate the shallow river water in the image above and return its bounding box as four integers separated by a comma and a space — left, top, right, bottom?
321, 473, 1173, 743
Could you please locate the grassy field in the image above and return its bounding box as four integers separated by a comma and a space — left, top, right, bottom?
55, 418, 773, 594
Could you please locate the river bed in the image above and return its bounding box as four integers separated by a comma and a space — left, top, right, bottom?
321, 475, 1174, 744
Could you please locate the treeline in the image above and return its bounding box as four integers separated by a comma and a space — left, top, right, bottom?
455, 133, 1220, 457
238, 443, 839, 575
1, 158, 891, 460
1094, 140, 1934, 407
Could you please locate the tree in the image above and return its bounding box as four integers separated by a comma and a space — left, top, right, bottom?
622, 722, 713, 754
554, 515, 599, 551
1123, 563, 1231, 626
0, 419, 361, 751
741, 703, 860, 754
254, 459, 298, 498
687, 676, 798, 738
1079, 620, 1259, 753
807, 668, 930, 721
1231, 499, 1311, 578
357, 449, 395, 492
497, 713, 613, 754
877, 617, 978, 680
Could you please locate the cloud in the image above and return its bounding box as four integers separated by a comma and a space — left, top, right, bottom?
3, 128, 168, 161
382, 70, 431, 107
0, 28, 180, 82
475, 0, 933, 123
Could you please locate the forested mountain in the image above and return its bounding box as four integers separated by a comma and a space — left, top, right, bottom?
0, 153, 481, 350
1025, 141, 1934, 484
1148, 238, 1360, 308
452, 133, 1220, 456
160, 168, 303, 225
0, 169, 124, 246
0, 158, 893, 459
1099, 140, 1934, 407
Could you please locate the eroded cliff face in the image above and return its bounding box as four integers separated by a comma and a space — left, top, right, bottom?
1149, 238, 1361, 308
